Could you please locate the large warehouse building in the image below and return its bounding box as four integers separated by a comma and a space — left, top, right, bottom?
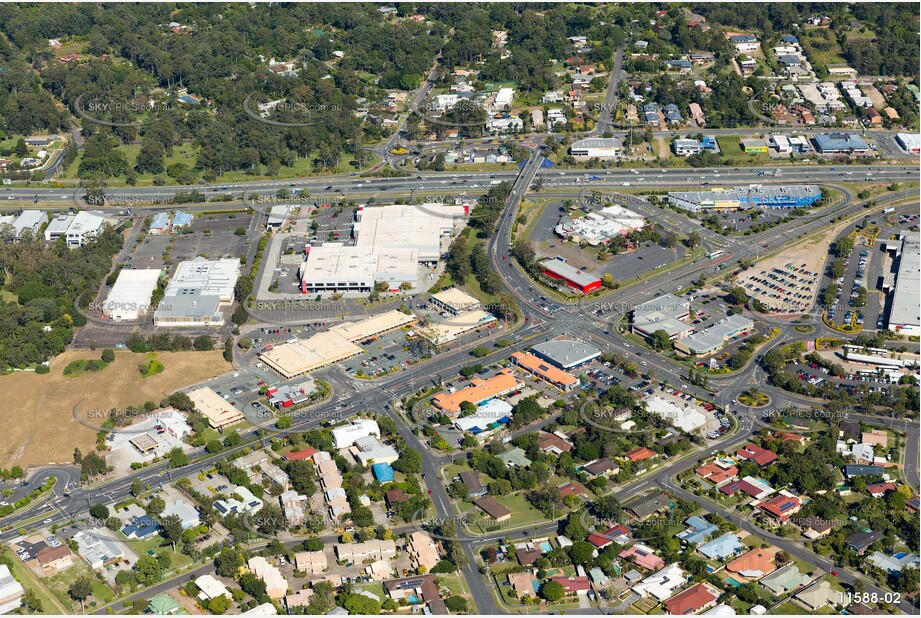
540, 258, 602, 293
103, 269, 161, 321
259, 310, 416, 378
529, 339, 601, 370
298, 203, 468, 293
569, 137, 623, 159
154, 257, 240, 327
353, 203, 467, 264
299, 245, 419, 293
885, 231, 920, 336
668, 186, 822, 212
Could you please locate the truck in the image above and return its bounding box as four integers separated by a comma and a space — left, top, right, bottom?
883, 207, 895, 214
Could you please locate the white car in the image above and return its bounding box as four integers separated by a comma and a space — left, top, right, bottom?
43, 518, 53, 524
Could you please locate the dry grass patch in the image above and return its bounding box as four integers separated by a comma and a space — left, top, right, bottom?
0, 349, 230, 468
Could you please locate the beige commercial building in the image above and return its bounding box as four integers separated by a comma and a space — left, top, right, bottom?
188, 387, 245, 429
259, 310, 416, 378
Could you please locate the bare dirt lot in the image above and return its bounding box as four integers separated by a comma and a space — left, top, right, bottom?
0, 349, 230, 469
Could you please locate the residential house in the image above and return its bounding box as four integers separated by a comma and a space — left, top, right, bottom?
407, 531, 440, 572
473, 497, 511, 522
34, 545, 74, 575
625, 491, 670, 521
794, 580, 837, 611
677, 516, 719, 545
697, 534, 744, 561
844, 530, 882, 555
620, 544, 666, 571
736, 443, 778, 467
758, 563, 811, 595
726, 548, 777, 579
459, 471, 487, 498
538, 431, 573, 455
664, 582, 720, 615
294, 551, 328, 575
757, 493, 802, 524
632, 563, 688, 601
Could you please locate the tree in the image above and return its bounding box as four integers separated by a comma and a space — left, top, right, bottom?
89, 504, 109, 520
205, 440, 223, 453
146, 496, 166, 517
207, 595, 231, 614
161, 514, 184, 547
342, 593, 382, 615
68, 576, 95, 611
22, 588, 43, 613
214, 547, 245, 578
193, 335, 214, 351
650, 329, 673, 351
130, 479, 142, 497
101, 349, 115, 363
167, 448, 189, 468
568, 541, 595, 566
392, 448, 423, 474
445, 597, 468, 612
540, 580, 565, 602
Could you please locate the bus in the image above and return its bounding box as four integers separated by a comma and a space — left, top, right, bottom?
707, 250, 725, 260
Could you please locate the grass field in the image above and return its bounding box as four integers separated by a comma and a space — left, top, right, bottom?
43, 558, 114, 612
0, 349, 231, 468
6, 553, 70, 614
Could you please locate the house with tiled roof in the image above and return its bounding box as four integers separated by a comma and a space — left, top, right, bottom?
695, 462, 738, 487
759, 563, 811, 595
735, 443, 778, 467
698, 534, 744, 561
538, 432, 573, 455
551, 575, 591, 594
583, 458, 620, 478
587, 524, 630, 548
619, 544, 666, 571
726, 548, 777, 579
664, 582, 720, 615
625, 447, 658, 463
866, 482, 896, 498
797, 516, 834, 540
632, 563, 687, 601
507, 571, 537, 597
557, 481, 588, 499
758, 493, 802, 524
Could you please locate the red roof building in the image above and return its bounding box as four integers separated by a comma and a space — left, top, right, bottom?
626, 447, 658, 463
736, 443, 778, 467
285, 447, 317, 461
695, 462, 739, 487
587, 524, 630, 548
719, 479, 767, 499
758, 494, 802, 523
558, 481, 589, 499
551, 575, 591, 593
866, 482, 896, 498
664, 582, 719, 615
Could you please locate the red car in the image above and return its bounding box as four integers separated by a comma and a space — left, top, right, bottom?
830, 570, 839, 577
427, 489, 433, 495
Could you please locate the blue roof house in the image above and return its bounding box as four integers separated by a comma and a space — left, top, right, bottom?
698, 533, 744, 560
372, 462, 395, 483
677, 516, 719, 545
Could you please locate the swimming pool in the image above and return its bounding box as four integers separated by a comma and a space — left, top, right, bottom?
725, 576, 742, 588
540, 541, 553, 553
408, 595, 421, 604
